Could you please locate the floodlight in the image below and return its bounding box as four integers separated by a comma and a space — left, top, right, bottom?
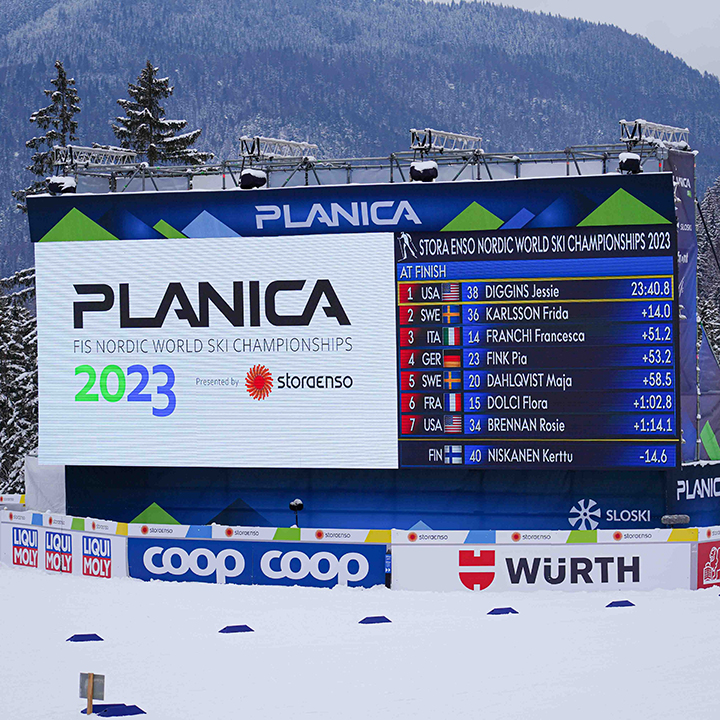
409, 160, 438, 182
290, 498, 304, 527
240, 168, 268, 189
618, 152, 642, 174
47, 176, 77, 194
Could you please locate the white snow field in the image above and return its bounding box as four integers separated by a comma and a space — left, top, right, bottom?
2, 563, 719, 720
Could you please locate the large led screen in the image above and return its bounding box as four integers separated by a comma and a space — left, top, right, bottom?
30, 172, 684, 469
36, 233, 399, 467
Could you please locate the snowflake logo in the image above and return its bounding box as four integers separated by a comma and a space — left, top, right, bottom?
568, 498, 601, 530
245, 364, 273, 400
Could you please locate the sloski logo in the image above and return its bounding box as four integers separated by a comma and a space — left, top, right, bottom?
458, 549, 495, 590
568, 498, 601, 530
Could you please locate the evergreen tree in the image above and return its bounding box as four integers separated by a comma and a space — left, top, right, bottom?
12, 60, 80, 212
698, 176, 720, 354
113, 61, 212, 166
0, 268, 37, 493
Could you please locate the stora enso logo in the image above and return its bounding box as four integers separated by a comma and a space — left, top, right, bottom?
245, 364, 273, 400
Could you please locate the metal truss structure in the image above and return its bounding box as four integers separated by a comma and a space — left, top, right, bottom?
52, 144, 139, 167
620, 119, 690, 150
51, 119, 685, 194
410, 128, 483, 156
239, 136, 319, 160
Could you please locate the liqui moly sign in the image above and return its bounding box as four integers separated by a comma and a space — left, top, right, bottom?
45, 531, 72, 573
82, 536, 112, 578
12, 527, 38, 568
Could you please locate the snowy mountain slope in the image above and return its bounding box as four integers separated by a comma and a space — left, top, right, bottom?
2, 0, 720, 273
2, 563, 719, 719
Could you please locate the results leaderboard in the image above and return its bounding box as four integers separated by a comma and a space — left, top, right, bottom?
395, 235, 681, 470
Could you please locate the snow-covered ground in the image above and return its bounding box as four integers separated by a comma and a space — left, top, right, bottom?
2, 563, 719, 719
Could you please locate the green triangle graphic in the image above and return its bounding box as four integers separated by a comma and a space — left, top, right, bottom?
130, 502, 180, 525
273, 527, 301, 541
577, 189, 671, 227
567, 529, 597, 544
441, 202, 504, 231
39, 207, 118, 242
701, 421, 720, 461
153, 219, 187, 239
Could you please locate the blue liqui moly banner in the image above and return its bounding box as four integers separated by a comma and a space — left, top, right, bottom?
127, 538, 386, 587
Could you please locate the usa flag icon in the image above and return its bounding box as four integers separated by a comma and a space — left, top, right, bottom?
444, 415, 462, 433
442, 283, 460, 301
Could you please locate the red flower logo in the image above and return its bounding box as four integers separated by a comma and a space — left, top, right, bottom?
511, 532, 521, 542
613, 531, 623, 541
141, 525, 149, 535
408, 532, 418, 542
245, 365, 273, 400
315, 530, 324, 539
225, 527, 233, 538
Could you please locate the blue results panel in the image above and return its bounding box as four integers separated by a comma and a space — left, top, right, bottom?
396, 230, 681, 470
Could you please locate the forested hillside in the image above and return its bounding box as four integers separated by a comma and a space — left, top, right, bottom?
2, 0, 720, 274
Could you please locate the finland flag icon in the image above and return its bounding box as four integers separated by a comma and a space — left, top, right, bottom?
444, 445, 463, 464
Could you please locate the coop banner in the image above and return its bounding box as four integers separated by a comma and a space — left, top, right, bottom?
127, 538, 385, 587
35, 233, 398, 467
392, 543, 692, 592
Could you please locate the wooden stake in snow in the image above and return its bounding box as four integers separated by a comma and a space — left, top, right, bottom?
80, 672, 105, 715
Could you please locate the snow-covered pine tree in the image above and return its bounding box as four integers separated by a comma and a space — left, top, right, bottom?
698, 176, 720, 355
0, 268, 37, 493
12, 61, 80, 212
113, 61, 213, 166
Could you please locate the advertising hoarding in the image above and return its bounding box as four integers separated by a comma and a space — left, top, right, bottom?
0, 521, 127, 579
392, 543, 692, 592
127, 538, 385, 587
697, 527, 720, 589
